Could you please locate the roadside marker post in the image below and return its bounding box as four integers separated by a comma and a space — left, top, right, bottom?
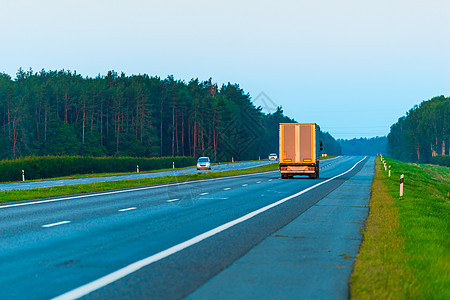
172, 162, 175, 169
389, 165, 391, 177
384, 162, 387, 171
137, 165, 140, 173
22, 170, 25, 181
400, 174, 404, 197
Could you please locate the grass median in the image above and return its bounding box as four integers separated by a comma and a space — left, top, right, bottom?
350, 157, 449, 299
0, 163, 279, 203
319, 155, 340, 160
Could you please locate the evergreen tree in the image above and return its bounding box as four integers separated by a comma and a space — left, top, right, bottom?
388, 96, 449, 162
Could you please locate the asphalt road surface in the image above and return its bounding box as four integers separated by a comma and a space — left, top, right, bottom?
0, 156, 373, 299
0, 160, 274, 191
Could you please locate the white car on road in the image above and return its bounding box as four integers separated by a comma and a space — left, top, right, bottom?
197, 157, 211, 170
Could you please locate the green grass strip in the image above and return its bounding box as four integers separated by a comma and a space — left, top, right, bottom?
351, 157, 449, 299
319, 155, 340, 160
0, 163, 279, 203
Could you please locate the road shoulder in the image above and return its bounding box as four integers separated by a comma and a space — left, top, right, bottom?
188, 158, 375, 299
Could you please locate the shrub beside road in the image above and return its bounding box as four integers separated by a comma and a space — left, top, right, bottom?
0, 156, 197, 182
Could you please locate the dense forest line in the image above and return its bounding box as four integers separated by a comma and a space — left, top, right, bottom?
387, 95, 449, 162
0, 69, 340, 161
338, 137, 387, 156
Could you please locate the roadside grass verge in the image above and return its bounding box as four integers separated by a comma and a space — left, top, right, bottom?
351, 157, 449, 299
0, 163, 279, 203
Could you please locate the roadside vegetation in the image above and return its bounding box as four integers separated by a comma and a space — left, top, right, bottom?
0, 163, 279, 203
351, 157, 449, 299
388, 95, 449, 163
431, 155, 450, 167
0, 70, 341, 162
338, 136, 387, 156
0, 156, 196, 182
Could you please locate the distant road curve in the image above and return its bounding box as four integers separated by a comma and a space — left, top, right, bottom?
0, 160, 281, 191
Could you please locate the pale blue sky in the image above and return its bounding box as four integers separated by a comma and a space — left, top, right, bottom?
1, 0, 449, 138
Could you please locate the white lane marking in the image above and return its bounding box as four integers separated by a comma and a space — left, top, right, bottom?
1, 170, 278, 210
268, 179, 272, 181
256, 181, 261, 184
118, 207, 136, 212
199, 193, 209, 196
52, 157, 366, 300
167, 199, 180, 202
42, 221, 71, 228
242, 184, 248, 187
224, 188, 231, 190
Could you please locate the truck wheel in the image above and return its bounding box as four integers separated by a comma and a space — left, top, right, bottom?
281, 174, 287, 179
309, 174, 316, 179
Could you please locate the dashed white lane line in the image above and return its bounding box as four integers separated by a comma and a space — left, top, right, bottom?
118, 207, 137, 212
167, 199, 180, 202
42, 221, 71, 228
0, 170, 278, 210
52, 157, 367, 300
199, 192, 209, 196
256, 181, 261, 183
224, 188, 231, 190
242, 184, 248, 187
268, 179, 272, 181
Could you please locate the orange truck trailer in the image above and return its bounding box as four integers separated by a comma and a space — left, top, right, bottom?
279, 123, 322, 179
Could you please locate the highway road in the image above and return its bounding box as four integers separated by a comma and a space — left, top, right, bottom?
0, 160, 274, 191
0, 156, 373, 299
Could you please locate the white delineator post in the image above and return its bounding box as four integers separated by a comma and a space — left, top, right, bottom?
384, 162, 387, 171
389, 165, 391, 177
172, 162, 175, 169
22, 170, 25, 181
137, 165, 140, 173
400, 174, 404, 197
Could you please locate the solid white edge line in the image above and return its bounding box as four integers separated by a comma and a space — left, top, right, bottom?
52, 156, 366, 300
0, 170, 278, 210
118, 207, 137, 212
42, 221, 71, 228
